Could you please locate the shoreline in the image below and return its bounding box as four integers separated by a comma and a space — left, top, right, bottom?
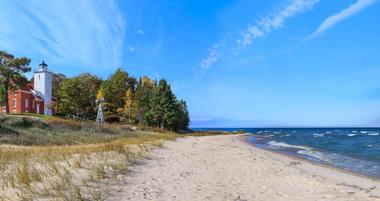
238, 134, 380, 182
106, 134, 380, 200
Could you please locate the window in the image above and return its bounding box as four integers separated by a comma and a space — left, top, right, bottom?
25, 99, 29, 109
32, 100, 35, 109
13, 99, 16, 108
13, 90, 16, 96
38, 75, 40, 80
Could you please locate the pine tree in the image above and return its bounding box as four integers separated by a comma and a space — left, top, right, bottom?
0, 51, 31, 113
133, 76, 154, 124
0, 84, 5, 106
151, 79, 178, 130
175, 100, 190, 130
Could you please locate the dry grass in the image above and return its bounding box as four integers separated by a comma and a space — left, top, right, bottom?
0, 115, 232, 200
0, 133, 177, 200
0, 115, 178, 200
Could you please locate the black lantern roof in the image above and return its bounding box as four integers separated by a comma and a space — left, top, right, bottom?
39, 60, 48, 68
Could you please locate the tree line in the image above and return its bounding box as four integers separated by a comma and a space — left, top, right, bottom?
0, 51, 190, 131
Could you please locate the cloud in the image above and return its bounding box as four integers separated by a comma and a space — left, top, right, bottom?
128, 46, 136, 53
199, 42, 221, 72
138, 29, 144, 35
0, 0, 126, 71
307, 0, 377, 39
197, 0, 319, 75
237, 0, 320, 48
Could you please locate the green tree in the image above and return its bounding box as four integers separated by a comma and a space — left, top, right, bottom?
174, 100, 190, 130
100, 69, 132, 113
0, 83, 5, 106
148, 79, 178, 130
52, 73, 66, 104
133, 76, 154, 124
0, 51, 31, 113
58, 73, 101, 119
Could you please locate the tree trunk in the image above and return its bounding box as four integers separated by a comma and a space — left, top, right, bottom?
4, 81, 9, 113
160, 117, 164, 130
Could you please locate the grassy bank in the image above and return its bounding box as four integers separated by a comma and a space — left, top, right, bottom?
0, 114, 179, 200
0, 114, 162, 146
0, 114, 235, 200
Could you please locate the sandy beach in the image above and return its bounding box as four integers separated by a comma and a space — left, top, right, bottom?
107, 135, 380, 201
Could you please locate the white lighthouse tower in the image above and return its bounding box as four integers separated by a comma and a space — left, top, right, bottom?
34, 61, 53, 115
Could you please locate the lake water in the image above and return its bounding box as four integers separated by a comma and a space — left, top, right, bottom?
193, 128, 380, 178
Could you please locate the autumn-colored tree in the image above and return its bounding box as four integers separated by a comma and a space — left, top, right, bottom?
0, 51, 190, 129
96, 88, 104, 100
124, 88, 135, 124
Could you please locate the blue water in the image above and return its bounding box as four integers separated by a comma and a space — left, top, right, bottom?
193, 128, 380, 178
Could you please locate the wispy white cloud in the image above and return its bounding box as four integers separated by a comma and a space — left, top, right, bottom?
238, 0, 320, 48
196, 0, 319, 75
199, 42, 222, 72
128, 46, 136, 53
307, 0, 377, 39
0, 0, 126, 71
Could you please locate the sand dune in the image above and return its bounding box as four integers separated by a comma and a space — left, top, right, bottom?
106, 135, 380, 201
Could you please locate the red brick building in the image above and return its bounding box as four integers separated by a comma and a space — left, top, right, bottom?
0, 85, 45, 114
0, 61, 53, 115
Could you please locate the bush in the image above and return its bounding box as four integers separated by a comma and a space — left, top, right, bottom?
104, 114, 120, 123
0, 116, 47, 129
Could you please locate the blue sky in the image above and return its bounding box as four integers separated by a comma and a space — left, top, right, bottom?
0, 0, 379, 127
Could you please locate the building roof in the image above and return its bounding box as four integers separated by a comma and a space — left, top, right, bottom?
34, 60, 53, 74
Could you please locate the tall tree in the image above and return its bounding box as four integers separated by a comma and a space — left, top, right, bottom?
0, 51, 31, 113
52, 73, 66, 103
149, 79, 178, 130
58, 73, 101, 119
133, 76, 154, 124
124, 88, 135, 124
0, 83, 5, 106
174, 100, 190, 130
100, 68, 131, 113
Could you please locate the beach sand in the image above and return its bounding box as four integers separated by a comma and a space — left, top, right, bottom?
106, 135, 380, 201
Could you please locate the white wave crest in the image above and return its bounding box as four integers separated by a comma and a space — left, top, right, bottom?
313, 133, 325, 138
297, 149, 327, 161
267, 141, 310, 150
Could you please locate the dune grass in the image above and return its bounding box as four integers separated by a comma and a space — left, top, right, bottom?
0, 114, 178, 200
0, 114, 235, 200
0, 114, 154, 146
